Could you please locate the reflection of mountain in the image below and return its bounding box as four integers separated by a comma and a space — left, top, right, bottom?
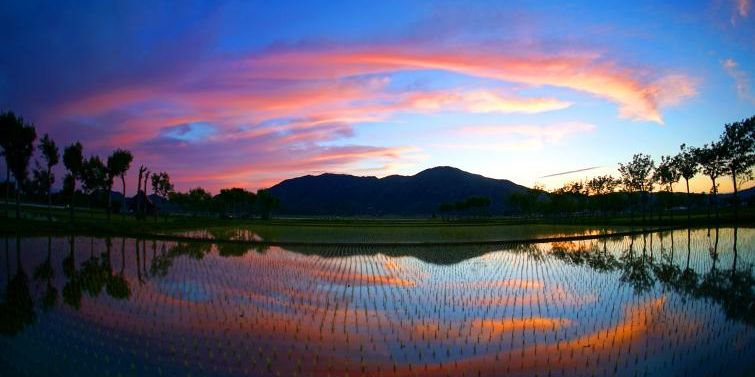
3, 227, 753, 341
1, 230, 753, 377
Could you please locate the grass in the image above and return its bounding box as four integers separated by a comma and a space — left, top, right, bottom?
1, 201, 753, 244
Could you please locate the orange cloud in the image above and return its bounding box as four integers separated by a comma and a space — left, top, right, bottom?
405, 90, 572, 114
243, 47, 695, 123
46, 42, 696, 191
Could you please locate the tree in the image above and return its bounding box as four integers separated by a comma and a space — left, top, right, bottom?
38, 134, 59, 220
2, 115, 37, 219
507, 188, 542, 217
80, 156, 106, 215
586, 175, 620, 216
674, 144, 699, 221
30, 162, 53, 197
618, 153, 655, 223
586, 175, 620, 196
215, 187, 254, 218
136, 165, 147, 218
106, 149, 133, 220
0, 111, 20, 217
694, 142, 727, 220
63, 142, 84, 221
653, 155, 680, 219
256, 189, 279, 220
719, 116, 755, 218
151, 172, 174, 221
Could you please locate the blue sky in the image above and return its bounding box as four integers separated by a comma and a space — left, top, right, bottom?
1, 0, 753, 192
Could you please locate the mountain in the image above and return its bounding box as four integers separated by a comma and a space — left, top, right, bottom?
267, 166, 529, 216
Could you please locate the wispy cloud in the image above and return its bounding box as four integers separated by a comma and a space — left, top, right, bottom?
457, 122, 597, 143
242, 46, 696, 123
722, 58, 755, 103
739, 0, 752, 16
11, 11, 697, 191
730, 0, 751, 24
442, 121, 597, 151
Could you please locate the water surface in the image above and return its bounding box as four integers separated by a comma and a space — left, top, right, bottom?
0, 228, 753, 376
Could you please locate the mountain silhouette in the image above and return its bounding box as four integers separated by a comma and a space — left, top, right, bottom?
267, 166, 528, 216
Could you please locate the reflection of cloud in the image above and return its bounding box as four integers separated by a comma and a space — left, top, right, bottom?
722, 58, 755, 103
470, 317, 571, 336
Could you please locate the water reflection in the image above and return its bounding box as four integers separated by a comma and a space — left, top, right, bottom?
0, 228, 753, 376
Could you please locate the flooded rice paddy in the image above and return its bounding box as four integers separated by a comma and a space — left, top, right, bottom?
0, 227, 753, 376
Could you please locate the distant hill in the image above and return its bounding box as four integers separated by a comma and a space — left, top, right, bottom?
267, 166, 529, 216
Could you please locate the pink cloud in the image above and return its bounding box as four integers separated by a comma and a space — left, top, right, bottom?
240, 47, 695, 123
44, 41, 695, 191
722, 58, 755, 103
404, 90, 572, 113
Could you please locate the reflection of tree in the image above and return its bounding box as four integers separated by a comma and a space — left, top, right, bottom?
546, 228, 753, 326
62, 236, 82, 309
105, 238, 130, 300
619, 235, 655, 294
217, 242, 251, 257
653, 233, 681, 290
550, 241, 620, 273
33, 236, 58, 311
0, 237, 36, 336
150, 241, 212, 277
63, 236, 130, 310
696, 227, 754, 325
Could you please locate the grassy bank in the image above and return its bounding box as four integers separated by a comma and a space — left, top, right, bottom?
1, 202, 753, 244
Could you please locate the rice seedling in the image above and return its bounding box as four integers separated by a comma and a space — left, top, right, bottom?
0, 227, 752, 376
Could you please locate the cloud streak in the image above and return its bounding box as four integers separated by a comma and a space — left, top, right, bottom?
722, 58, 755, 103
241, 46, 695, 123
3, 4, 700, 191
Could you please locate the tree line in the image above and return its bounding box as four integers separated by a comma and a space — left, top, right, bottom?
438, 196, 491, 219
0, 111, 280, 221
508, 116, 754, 222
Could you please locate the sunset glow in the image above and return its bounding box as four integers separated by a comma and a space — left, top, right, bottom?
1, 1, 754, 192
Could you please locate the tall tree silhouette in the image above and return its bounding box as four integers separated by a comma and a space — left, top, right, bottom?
106, 149, 133, 220
719, 116, 755, 220
653, 155, 680, 220
618, 153, 655, 224
38, 134, 59, 220
674, 144, 698, 222
136, 165, 147, 218
151, 172, 174, 221
110, 150, 133, 218
63, 142, 84, 222
256, 189, 279, 220
0, 111, 18, 217
694, 142, 727, 220
586, 175, 620, 216
80, 156, 106, 216
2, 114, 37, 219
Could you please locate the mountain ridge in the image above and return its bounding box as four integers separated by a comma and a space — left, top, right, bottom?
267, 166, 528, 216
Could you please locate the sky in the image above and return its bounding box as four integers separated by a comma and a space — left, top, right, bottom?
1, 0, 754, 194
